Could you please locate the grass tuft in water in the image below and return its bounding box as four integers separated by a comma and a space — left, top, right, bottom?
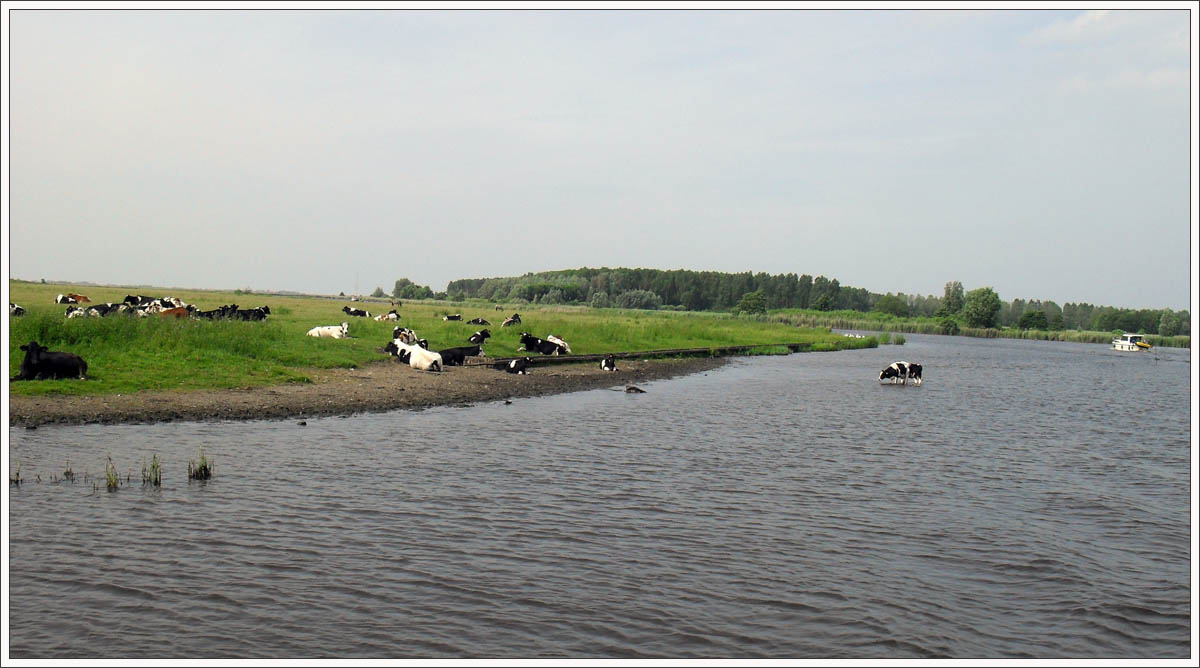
188, 450, 214, 481
105, 455, 121, 491
142, 454, 162, 487
10, 461, 22, 487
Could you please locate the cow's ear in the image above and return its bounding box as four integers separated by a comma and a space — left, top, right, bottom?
20, 344, 28, 351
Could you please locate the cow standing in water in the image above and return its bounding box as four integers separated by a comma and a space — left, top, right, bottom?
879, 361, 923, 385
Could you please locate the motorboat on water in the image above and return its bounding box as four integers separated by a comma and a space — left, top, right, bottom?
1112, 333, 1152, 351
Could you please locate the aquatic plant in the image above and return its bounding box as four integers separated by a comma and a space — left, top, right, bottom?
141, 454, 162, 487
63, 460, 75, 482
105, 455, 120, 491
188, 450, 214, 481
10, 461, 22, 487
893, 334, 906, 345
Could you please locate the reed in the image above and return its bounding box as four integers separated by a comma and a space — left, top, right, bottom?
141, 454, 162, 487
63, 460, 75, 483
105, 455, 120, 491
188, 450, 214, 481
10, 461, 21, 487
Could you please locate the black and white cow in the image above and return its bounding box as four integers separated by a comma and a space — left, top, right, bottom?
232, 306, 271, 321
879, 361, 923, 385
518, 332, 568, 355
546, 334, 571, 354
600, 354, 618, 372
55, 294, 78, 304
468, 329, 491, 345
443, 313, 462, 321
501, 313, 522, 327
373, 309, 400, 321
123, 295, 157, 306
437, 344, 483, 367
13, 341, 88, 380
494, 357, 532, 374
467, 317, 491, 326
343, 305, 371, 318
10, 303, 25, 317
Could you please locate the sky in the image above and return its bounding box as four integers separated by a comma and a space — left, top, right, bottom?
5, 6, 1196, 310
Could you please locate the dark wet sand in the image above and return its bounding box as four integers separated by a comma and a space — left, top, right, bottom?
8, 356, 729, 427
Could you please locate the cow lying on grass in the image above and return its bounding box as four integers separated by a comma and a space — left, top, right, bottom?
13, 341, 88, 380
601, 354, 618, 371
519, 332, 569, 355
307, 322, 350, 339
343, 306, 371, 318
438, 345, 483, 367
373, 310, 400, 321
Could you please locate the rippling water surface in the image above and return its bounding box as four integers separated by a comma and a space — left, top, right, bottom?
7, 334, 1192, 658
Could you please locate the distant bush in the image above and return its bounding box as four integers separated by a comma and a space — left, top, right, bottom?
614, 289, 662, 310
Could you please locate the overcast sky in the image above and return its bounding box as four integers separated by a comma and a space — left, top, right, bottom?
6, 8, 1194, 310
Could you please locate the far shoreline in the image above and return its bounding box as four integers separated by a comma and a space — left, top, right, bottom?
8, 356, 730, 428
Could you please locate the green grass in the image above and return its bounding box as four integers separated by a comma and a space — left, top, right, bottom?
10, 280, 874, 397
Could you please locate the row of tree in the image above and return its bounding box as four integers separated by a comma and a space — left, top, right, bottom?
426, 268, 1187, 336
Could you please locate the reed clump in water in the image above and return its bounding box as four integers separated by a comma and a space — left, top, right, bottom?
104, 455, 120, 491
10, 461, 22, 487
188, 450, 214, 481
141, 454, 162, 487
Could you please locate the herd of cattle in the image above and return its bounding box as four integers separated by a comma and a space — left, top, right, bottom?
8, 294, 273, 321
11, 294, 925, 385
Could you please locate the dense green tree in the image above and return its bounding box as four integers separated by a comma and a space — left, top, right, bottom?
942, 281, 965, 313
962, 287, 1002, 328
371, 286, 386, 298
873, 293, 909, 317
736, 290, 768, 315
1017, 309, 1048, 330
939, 318, 961, 335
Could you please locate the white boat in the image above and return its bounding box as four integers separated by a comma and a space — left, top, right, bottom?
1112, 333, 1152, 351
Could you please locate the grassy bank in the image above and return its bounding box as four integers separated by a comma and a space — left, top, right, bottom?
9, 280, 875, 397
771, 309, 1191, 348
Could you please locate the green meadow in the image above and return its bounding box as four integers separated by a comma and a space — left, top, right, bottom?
8, 280, 875, 397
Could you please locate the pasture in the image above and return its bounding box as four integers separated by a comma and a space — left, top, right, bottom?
8, 280, 874, 397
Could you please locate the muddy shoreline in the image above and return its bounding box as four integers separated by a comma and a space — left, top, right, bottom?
8, 356, 730, 428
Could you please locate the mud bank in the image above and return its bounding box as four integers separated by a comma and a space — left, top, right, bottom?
8, 356, 729, 427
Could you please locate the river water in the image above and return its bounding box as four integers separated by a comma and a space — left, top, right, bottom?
6, 334, 1192, 659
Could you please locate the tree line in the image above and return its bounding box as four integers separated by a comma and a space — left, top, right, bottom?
425, 268, 1187, 336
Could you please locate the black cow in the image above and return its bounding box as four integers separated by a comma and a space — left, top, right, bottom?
443, 314, 462, 321
232, 306, 271, 321
123, 294, 157, 306
467, 317, 491, 326
494, 357, 532, 374
600, 354, 618, 371
879, 361, 923, 385
518, 332, 567, 356
438, 345, 483, 367
343, 306, 371, 318
195, 304, 238, 319
10, 303, 25, 317
13, 341, 88, 380
468, 329, 491, 345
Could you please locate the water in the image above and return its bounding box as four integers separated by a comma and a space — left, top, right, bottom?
7, 334, 1192, 658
